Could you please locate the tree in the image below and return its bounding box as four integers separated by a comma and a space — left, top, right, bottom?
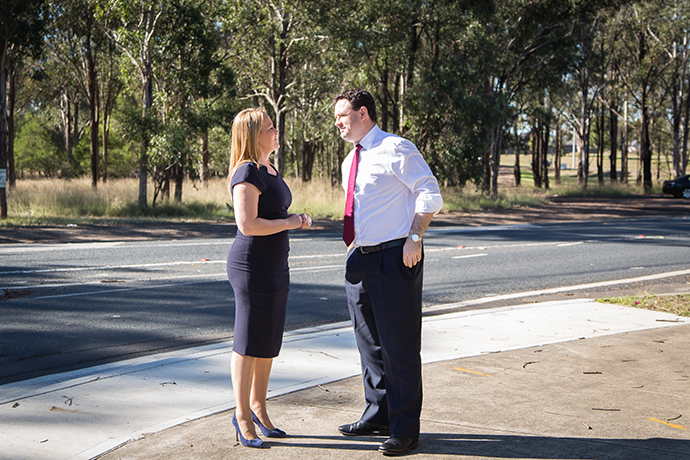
616, 1, 674, 191
224, 0, 319, 175
95, 0, 168, 207
47, 0, 110, 188
660, 0, 690, 177
479, 0, 583, 197
1, 0, 46, 219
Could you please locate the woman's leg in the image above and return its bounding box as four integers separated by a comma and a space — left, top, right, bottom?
231, 351, 259, 439
250, 357, 276, 429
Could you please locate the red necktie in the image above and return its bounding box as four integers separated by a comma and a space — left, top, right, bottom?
343, 144, 362, 246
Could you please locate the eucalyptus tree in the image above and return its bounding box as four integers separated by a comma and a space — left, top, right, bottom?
99, 34, 122, 182
94, 0, 168, 207
659, 0, 690, 177
615, 0, 675, 191
223, 0, 323, 175
473, 0, 587, 197
1, 0, 46, 219
288, 47, 341, 183
149, 0, 229, 203
45, 0, 109, 188
604, 10, 621, 183
402, 0, 492, 187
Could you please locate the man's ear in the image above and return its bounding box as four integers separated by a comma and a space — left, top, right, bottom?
359, 107, 368, 120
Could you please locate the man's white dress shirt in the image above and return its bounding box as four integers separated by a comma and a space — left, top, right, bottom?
341, 125, 443, 247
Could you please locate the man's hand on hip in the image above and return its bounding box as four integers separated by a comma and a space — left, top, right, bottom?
403, 239, 423, 268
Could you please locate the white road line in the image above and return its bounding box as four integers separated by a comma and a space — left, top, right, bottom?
428, 241, 584, 253
291, 265, 343, 272
290, 253, 345, 259
22, 264, 345, 298
0, 242, 126, 253
452, 253, 488, 259
6, 273, 229, 292
3, 254, 344, 276
0, 241, 233, 254
1, 260, 227, 275
33, 277, 227, 299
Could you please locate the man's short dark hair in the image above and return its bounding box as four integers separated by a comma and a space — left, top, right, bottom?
334, 89, 377, 124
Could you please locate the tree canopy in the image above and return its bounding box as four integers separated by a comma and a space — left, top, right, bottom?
2, 0, 689, 215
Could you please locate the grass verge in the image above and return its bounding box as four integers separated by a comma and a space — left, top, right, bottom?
598, 293, 690, 317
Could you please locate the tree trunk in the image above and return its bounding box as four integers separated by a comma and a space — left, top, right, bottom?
513, 124, 521, 187
621, 101, 628, 183
640, 102, 653, 191
102, 104, 109, 183
380, 66, 388, 132
532, 125, 542, 188
393, 72, 401, 134
8, 60, 15, 189
139, 64, 152, 208
682, 64, 690, 176
542, 119, 550, 190
273, 19, 289, 175
577, 9, 593, 189
301, 139, 315, 182
86, 36, 99, 189
199, 129, 210, 188
490, 125, 503, 198
1, 41, 8, 219
609, 103, 618, 182
174, 161, 183, 202
597, 102, 605, 186
554, 124, 562, 185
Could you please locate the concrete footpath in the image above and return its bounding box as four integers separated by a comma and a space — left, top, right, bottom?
1, 299, 689, 460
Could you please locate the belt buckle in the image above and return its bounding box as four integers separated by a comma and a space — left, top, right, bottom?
360, 243, 380, 255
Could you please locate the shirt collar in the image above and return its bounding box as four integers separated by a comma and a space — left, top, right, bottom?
358, 125, 381, 152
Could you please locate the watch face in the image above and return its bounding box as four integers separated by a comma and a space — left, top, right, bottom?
410, 234, 420, 242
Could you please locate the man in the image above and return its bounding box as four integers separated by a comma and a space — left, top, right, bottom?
334, 89, 443, 456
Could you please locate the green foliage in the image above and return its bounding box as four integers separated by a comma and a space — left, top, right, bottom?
14, 116, 64, 177
111, 200, 222, 218
5, 0, 689, 215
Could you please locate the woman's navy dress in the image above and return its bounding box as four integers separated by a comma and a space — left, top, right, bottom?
227, 162, 292, 358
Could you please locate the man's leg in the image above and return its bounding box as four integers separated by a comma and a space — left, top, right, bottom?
367, 246, 424, 441
345, 249, 389, 427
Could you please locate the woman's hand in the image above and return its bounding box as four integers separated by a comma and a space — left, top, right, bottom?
287, 213, 312, 230
299, 213, 312, 229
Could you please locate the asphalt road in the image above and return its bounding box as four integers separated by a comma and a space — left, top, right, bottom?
1, 216, 689, 385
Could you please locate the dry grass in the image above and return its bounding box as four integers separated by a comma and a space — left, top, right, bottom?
1, 173, 655, 226
598, 293, 690, 317
3, 177, 227, 224
1, 176, 556, 225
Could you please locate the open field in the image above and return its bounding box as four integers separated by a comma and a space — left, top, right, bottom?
0, 151, 672, 225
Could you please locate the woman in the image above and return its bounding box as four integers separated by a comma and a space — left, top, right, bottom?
226, 108, 312, 448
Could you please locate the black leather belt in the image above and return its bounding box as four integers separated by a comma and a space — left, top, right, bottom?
359, 238, 407, 255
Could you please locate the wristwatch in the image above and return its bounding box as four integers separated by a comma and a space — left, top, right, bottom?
408, 233, 421, 243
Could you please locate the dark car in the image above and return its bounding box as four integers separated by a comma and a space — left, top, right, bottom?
662, 175, 690, 198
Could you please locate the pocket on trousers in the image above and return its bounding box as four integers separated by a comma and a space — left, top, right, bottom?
345, 247, 362, 284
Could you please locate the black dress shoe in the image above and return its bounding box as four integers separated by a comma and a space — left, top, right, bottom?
378, 436, 419, 456
338, 420, 391, 436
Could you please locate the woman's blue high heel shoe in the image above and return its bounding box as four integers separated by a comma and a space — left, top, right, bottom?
232, 413, 264, 448
251, 410, 287, 438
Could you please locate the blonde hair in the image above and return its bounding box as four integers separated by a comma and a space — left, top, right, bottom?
228, 108, 268, 191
